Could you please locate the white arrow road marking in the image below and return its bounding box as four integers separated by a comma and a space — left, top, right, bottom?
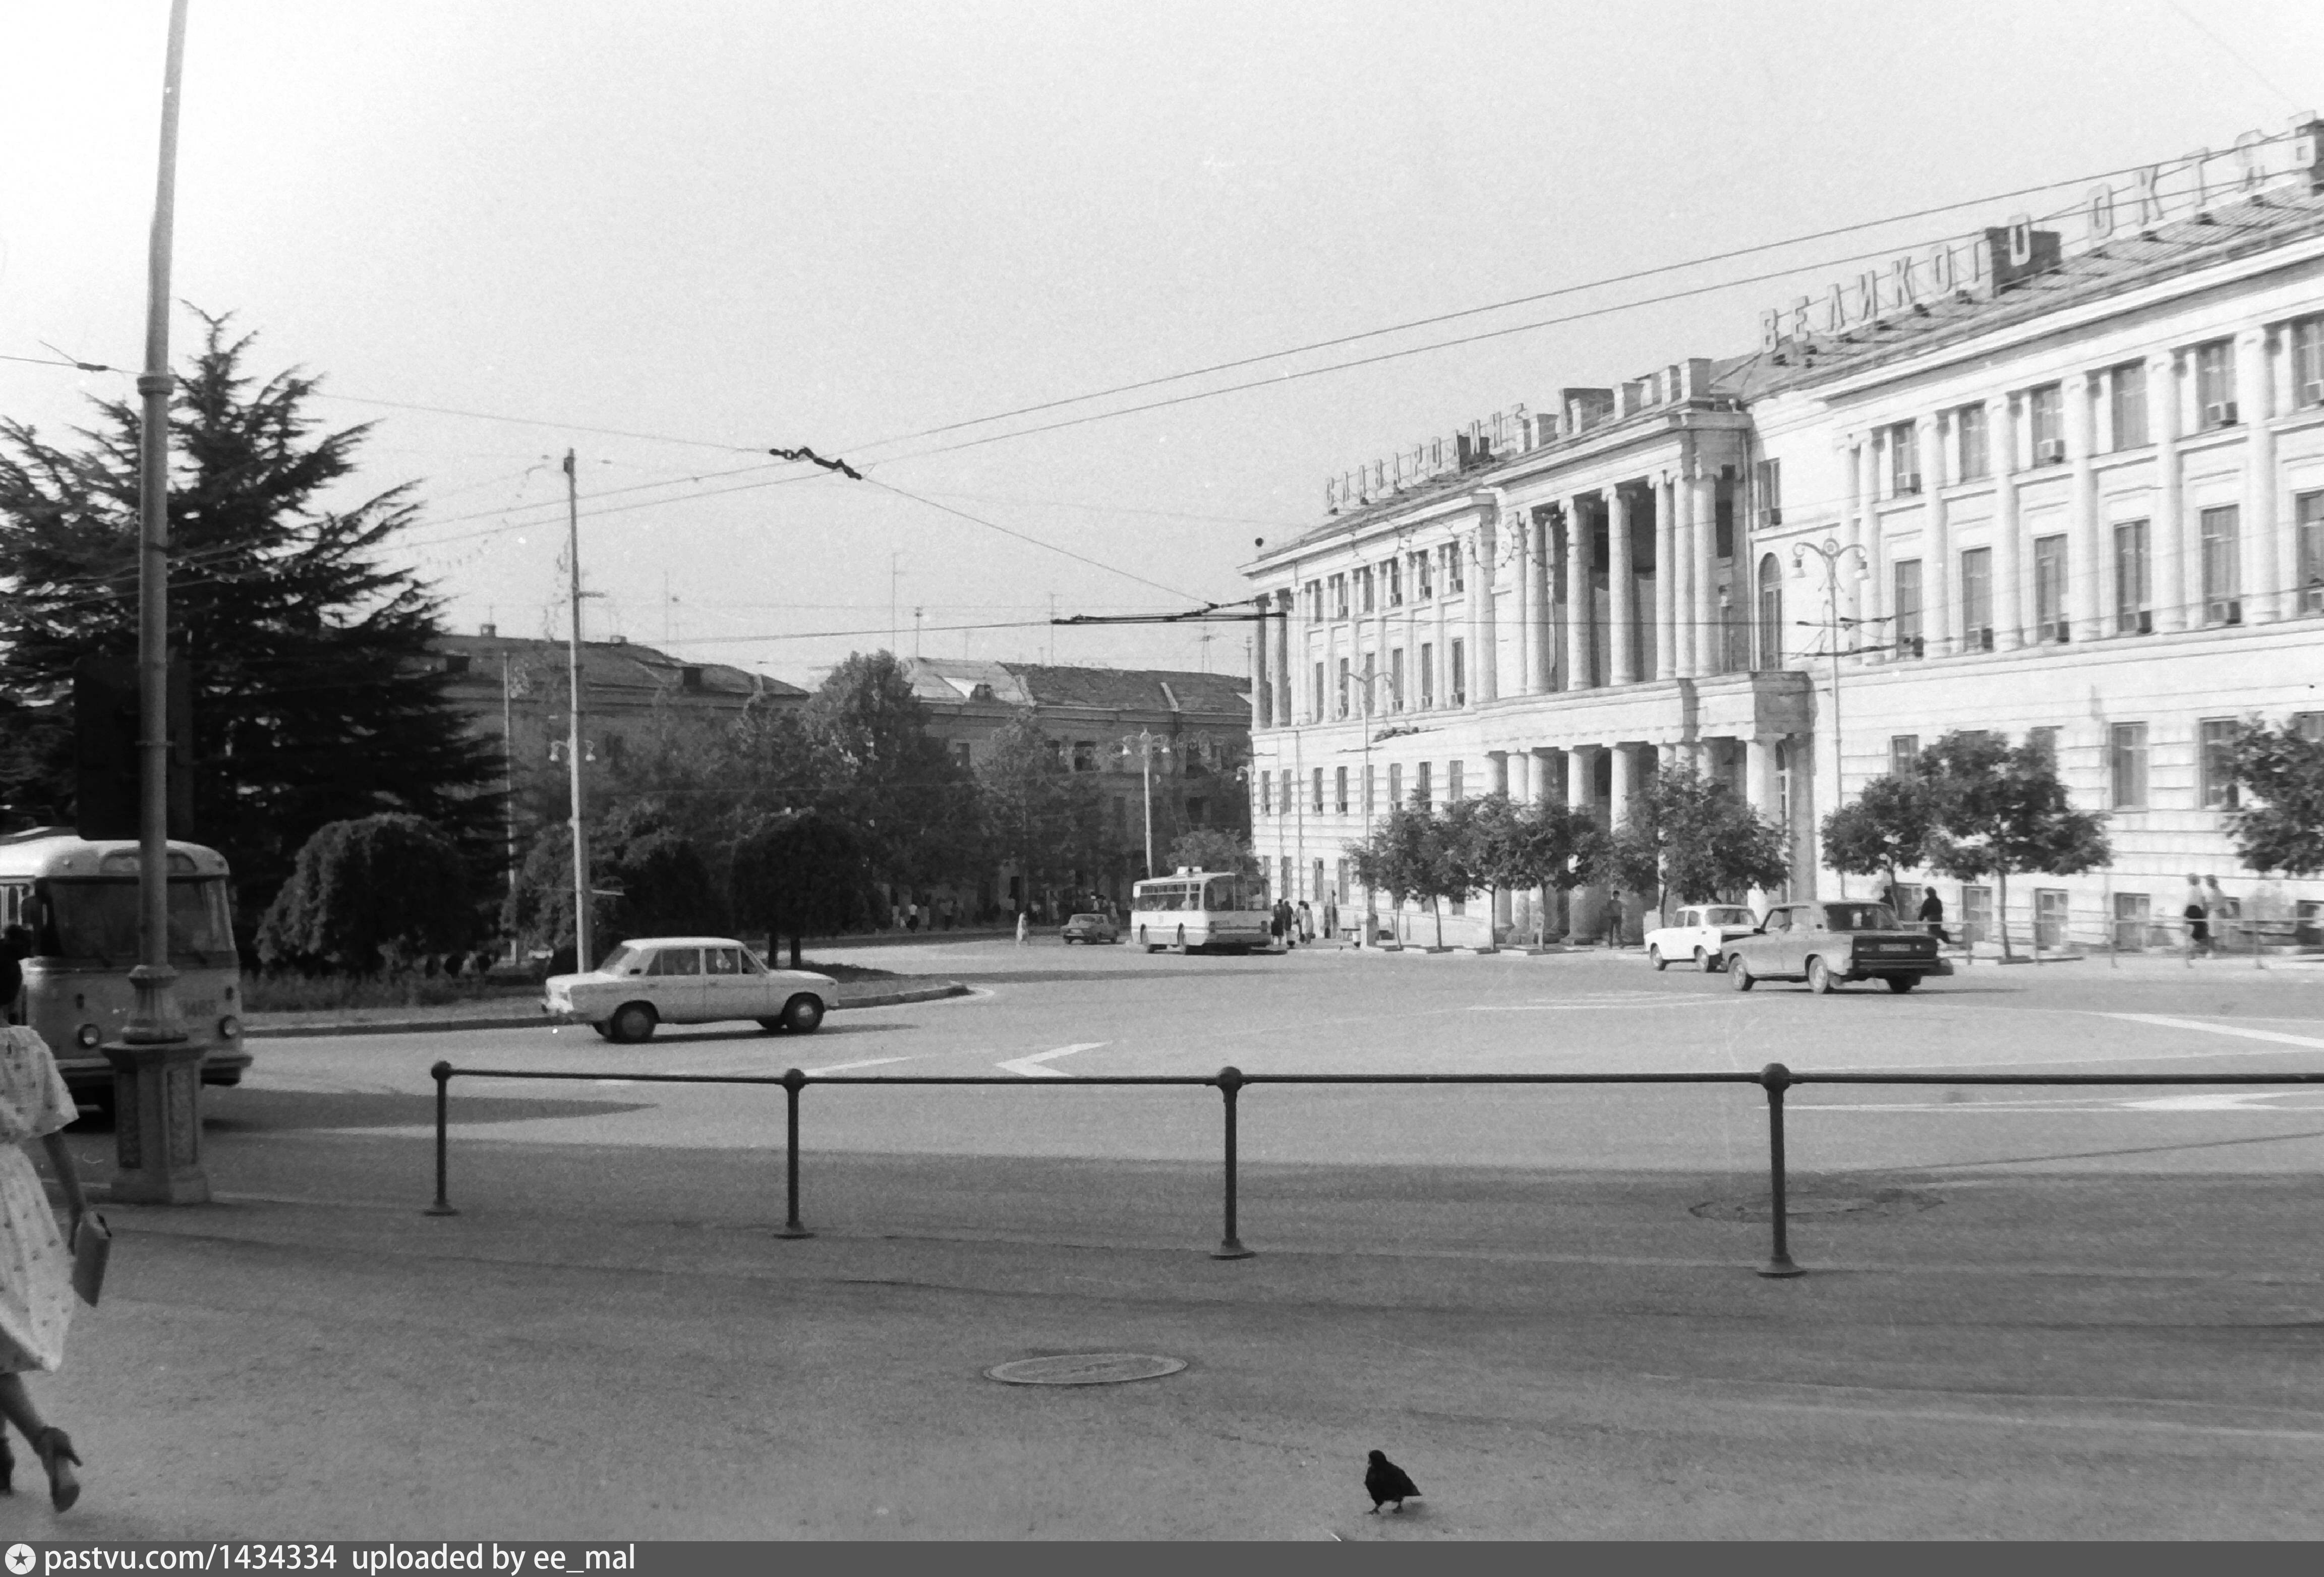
2096, 1013, 2324, 1050
2119, 1090, 2309, 1112
802, 1057, 911, 1076
997, 1042, 1107, 1078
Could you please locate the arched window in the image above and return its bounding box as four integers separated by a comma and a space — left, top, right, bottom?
1756, 554, 1785, 670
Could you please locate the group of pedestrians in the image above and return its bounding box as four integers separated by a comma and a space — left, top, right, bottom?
2183, 873, 2234, 956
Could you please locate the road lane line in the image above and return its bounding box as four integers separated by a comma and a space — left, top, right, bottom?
1722, 1397, 2324, 1443
997, 1041, 1106, 1078
802, 1056, 912, 1076
2095, 1013, 2324, 1050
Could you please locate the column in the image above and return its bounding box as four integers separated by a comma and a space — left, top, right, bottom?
1474, 518, 1498, 703
1508, 511, 1532, 697
1565, 497, 1593, 688
1273, 591, 1292, 722
1655, 472, 1678, 680
1991, 395, 2023, 648
1692, 466, 1719, 674
2242, 326, 2281, 621
1252, 593, 1270, 727
2067, 371, 2102, 639
1530, 510, 1554, 691
1487, 749, 1509, 795
1674, 450, 1699, 677
1609, 487, 1637, 685
1857, 435, 1883, 650
1566, 743, 1600, 941
1920, 414, 1950, 657
1432, 551, 1451, 709
2154, 353, 2187, 631
1372, 567, 1390, 717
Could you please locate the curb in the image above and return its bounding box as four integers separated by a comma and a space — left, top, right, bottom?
243, 980, 972, 1039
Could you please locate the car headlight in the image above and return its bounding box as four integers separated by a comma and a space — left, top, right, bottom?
75, 1024, 102, 1049
217, 1015, 242, 1041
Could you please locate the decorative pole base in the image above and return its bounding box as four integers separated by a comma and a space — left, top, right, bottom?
774, 1222, 815, 1240
1756, 1254, 1806, 1279
1211, 1238, 1254, 1260
101, 1041, 211, 1205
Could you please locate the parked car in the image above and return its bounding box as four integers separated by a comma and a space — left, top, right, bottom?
1061, 912, 1120, 945
542, 937, 837, 1042
1644, 904, 1760, 972
1721, 902, 1952, 995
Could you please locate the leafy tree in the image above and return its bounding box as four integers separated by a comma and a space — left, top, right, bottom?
976, 711, 1108, 903
1918, 731, 2111, 959
1821, 774, 1940, 902
1605, 766, 1789, 926
2223, 719, 2324, 876
0, 310, 500, 928
731, 809, 876, 966
1166, 827, 1255, 878
504, 801, 721, 971
254, 812, 478, 974
1348, 796, 1463, 947
799, 652, 981, 895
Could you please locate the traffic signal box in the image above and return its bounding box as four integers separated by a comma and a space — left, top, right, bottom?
73, 655, 194, 841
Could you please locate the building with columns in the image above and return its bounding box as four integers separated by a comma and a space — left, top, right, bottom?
1245, 119, 2324, 951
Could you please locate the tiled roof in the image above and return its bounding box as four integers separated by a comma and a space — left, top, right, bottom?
431, 633, 805, 703
1003, 663, 1249, 716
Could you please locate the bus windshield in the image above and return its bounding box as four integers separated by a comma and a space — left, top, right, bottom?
40, 878, 236, 965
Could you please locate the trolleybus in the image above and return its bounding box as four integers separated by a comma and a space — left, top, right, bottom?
0, 828, 251, 1101
1128, 868, 1271, 954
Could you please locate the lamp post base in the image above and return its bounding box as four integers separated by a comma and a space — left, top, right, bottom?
101, 1041, 211, 1205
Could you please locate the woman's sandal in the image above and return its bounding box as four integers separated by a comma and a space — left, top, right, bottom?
33, 1427, 78, 1511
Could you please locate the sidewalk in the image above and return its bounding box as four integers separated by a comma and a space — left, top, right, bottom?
7, 1122, 2320, 1540
243, 976, 971, 1039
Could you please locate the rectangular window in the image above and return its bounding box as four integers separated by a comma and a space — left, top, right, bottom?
952, 741, 973, 770
2110, 722, 2149, 808
2297, 492, 2324, 615
1312, 768, 1324, 814
2296, 712, 2324, 743
1715, 477, 1735, 558
1414, 551, 1432, 601
1358, 566, 1374, 614
1960, 546, 1994, 651
1304, 581, 1321, 622
2201, 505, 2242, 625
2111, 361, 2148, 449
1280, 769, 1292, 816
1388, 763, 1404, 806
2113, 892, 2152, 953
2199, 719, 2240, 809
2034, 535, 2068, 644
1335, 858, 1350, 905
1961, 886, 1994, 948
2195, 339, 2237, 428
1755, 457, 1783, 525
1957, 402, 1990, 481
1073, 740, 1096, 772
1312, 660, 1325, 722
2027, 727, 2060, 769
1419, 644, 1434, 709
1444, 542, 1465, 595
2294, 316, 2324, 410
1335, 766, 1349, 814
1387, 558, 1403, 606
1448, 760, 1464, 801
2028, 382, 2065, 465
1259, 774, 1270, 816
1450, 638, 1466, 705
1416, 762, 1432, 811
1889, 735, 1921, 778
1390, 648, 1406, 710
1888, 420, 1922, 494
1336, 656, 1350, 719
2115, 519, 2152, 634
1893, 559, 1924, 658
2035, 889, 2069, 951
1330, 574, 1348, 620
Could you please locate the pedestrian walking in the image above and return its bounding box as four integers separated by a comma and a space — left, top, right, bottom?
1014, 909, 1029, 947
1297, 900, 1314, 941
1322, 898, 1338, 940
1916, 889, 1946, 944
2203, 874, 2233, 953
2183, 874, 2211, 957
905, 901, 920, 934
1272, 900, 1293, 950
0, 1026, 88, 1511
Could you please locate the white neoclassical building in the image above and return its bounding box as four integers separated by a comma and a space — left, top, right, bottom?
1246, 118, 2324, 952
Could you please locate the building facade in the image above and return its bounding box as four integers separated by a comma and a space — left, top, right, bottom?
1246, 118, 2324, 951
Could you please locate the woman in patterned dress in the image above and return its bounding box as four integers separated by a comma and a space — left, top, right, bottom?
0, 1026, 88, 1511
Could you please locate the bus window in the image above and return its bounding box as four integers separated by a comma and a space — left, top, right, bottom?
41, 878, 235, 965
1202, 877, 1237, 912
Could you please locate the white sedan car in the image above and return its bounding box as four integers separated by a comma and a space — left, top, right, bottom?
542, 937, 838, 1043
1644, 905, 1760, 973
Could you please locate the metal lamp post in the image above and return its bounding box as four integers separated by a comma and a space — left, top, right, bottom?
1791, 537, 1868, 898
1119, 730, 1171, 879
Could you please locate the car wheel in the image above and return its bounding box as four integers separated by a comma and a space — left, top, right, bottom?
1696, 947, 1716, 973
1886, 974, 1918, 994
1728, 956, 1755, 991
1649, 945, 1666, 971
608, 1002, 657, 1043
1174, 925, 1188, 955
780, 994, 826, 1034
1807, 957, 1835, 995
591, 1022, 614, 1040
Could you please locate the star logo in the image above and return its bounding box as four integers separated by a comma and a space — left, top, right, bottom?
7, 1543, 36, 1574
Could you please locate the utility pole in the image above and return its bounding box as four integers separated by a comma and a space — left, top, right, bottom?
564, 450, 593, 970
1120, 730, 1170, 879
111, 0, 207, 1204
1792, 537, 1866, 900
890, 554, 900, 654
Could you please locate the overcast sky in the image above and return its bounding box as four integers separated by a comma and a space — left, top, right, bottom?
6, 1, 2321, 689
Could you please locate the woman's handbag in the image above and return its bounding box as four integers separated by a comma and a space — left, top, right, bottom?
70, 1213, 109, 1307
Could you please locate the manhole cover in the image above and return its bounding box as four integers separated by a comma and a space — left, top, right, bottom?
984, 1353, 1188, 1386
1691, 1188, 1941, 1222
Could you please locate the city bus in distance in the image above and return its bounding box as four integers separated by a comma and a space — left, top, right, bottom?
1129, 869, 1272, 955
0, 828, 251, 1103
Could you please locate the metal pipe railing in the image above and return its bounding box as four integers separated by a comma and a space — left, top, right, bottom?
422, 1059, 2324, 1277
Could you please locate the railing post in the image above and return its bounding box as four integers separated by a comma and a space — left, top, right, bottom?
777, 1067, 814, 1239
425, 1060, 457, 1216
1212, 1066, 1254, 1259
1756, 1062, 1804, 1278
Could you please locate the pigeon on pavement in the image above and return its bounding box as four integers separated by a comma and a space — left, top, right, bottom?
1364, 1449, 1420, 1513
